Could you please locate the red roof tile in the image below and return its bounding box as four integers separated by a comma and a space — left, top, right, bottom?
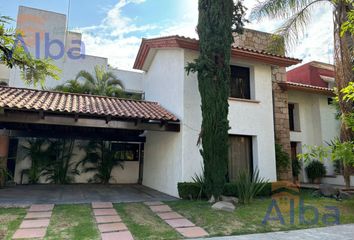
133, 35, 302, 70
278, 82, 335, 96
0, 86, 179, 122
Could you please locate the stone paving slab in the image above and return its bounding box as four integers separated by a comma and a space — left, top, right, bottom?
195, 224, 354, 240
92, 202, 113, 209
176, 227, 209, 238
98, 222, 128, 233
25, 211, 52, 219
157, 212, 183, 220
165, 218, 195, 228
93, 208, 118, 216
149, 205, 172, 213
96, 215, 122, 223
101, 231, 134, 240
29, 204, 54, 212
20, 219, 50, 229
12, 228, 47, 239
144, 201, 164, 206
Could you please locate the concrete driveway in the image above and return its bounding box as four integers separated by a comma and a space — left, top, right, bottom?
0, 184, 177, 206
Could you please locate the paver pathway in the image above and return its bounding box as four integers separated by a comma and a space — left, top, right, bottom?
144, 201, 208, 238
12, 204, 54, 239
92, 202, 134, 240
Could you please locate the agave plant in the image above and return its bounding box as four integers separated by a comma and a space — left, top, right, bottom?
192, 167, 205, 200
78, 141, 124, 184
42, 139, 77, 184
234, 169, 269, 204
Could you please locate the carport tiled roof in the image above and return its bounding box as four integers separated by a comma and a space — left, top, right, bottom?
0, 86, 179, 122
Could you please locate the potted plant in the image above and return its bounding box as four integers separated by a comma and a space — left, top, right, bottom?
305, 160, 326, 184
298, 145, 330, 184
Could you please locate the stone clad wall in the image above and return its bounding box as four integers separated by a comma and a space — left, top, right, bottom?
233, 29, 277, 52
234, 29, 293, 181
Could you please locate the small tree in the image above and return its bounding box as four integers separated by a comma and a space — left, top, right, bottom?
0, 15, 60, 87
186, 0, 247, 200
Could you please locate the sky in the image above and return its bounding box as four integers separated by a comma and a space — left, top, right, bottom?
1, 0, 334, 70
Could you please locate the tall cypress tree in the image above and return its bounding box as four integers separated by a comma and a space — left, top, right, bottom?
187, 1, 246, 199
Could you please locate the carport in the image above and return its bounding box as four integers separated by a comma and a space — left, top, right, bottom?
0, 86, 180, 204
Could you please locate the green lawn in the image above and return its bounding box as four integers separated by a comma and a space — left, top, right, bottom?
0, 208, 26, 240
115, 203, 181, 240
45, 204, 99, 240
1, 191, 353, 239
168, 190, 354, 237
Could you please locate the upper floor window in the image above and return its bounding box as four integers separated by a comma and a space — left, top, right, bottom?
288, 103, 300, 131
230, 66, 251, 99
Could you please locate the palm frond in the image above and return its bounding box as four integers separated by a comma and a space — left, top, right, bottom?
250, 0, 331, 48
76, 70, 96, 85
250, 0, 329, 21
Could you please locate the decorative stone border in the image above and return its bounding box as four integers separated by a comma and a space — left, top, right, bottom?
92, 202, 134, 240
144, 202, 208, 238
12, 204, 54, 239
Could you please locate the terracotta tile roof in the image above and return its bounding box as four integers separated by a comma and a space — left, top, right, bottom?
133, 35, 302, 70
0, 86, 179, 122
278, 82, 335, 96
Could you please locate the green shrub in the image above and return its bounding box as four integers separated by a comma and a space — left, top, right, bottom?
178, 181, 272, 200
292, 158, 302, 178
275, 144, 290, 169
177, 182, 203, 200
223, 183, 238, 196
305, 160, 326, 183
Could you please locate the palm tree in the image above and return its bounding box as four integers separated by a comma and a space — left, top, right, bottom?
77, 141, 124, 184
250, 0, 353, 188
76, 65, 125, 97
53, 79, 90, 94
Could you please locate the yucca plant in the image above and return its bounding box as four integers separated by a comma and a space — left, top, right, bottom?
234, 169, 268, 204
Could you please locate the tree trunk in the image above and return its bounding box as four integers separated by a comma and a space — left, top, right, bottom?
333, 0, 354, 189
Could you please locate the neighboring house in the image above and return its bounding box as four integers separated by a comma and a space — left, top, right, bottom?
284, 62, 354, 186
0, 6, 142, 94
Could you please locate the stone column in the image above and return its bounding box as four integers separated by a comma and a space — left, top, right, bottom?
0, 130, 10, 186
272, 67, 293, 181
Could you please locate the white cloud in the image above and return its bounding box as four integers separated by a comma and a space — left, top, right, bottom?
79, 0, 334, 70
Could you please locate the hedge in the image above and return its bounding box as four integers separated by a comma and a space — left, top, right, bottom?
177, 182, 273, 200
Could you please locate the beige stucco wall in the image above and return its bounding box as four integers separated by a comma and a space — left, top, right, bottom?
14, 138, 139, 184
142, 49, 185, 197
288, 90, 343, 184
183, 49, 277, 183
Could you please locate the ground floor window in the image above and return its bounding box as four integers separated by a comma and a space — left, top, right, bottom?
110, 142, 143, 162
228, 135, 253, 182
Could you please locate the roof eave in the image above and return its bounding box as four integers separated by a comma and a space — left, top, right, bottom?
278, 82, 335, 96
133, 36, 302, 70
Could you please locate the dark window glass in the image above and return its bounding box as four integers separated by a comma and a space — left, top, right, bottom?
288, 104, 295, 131
228, 135, 253, 182
111, 143, 140, 161
230, 66, 251, 99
